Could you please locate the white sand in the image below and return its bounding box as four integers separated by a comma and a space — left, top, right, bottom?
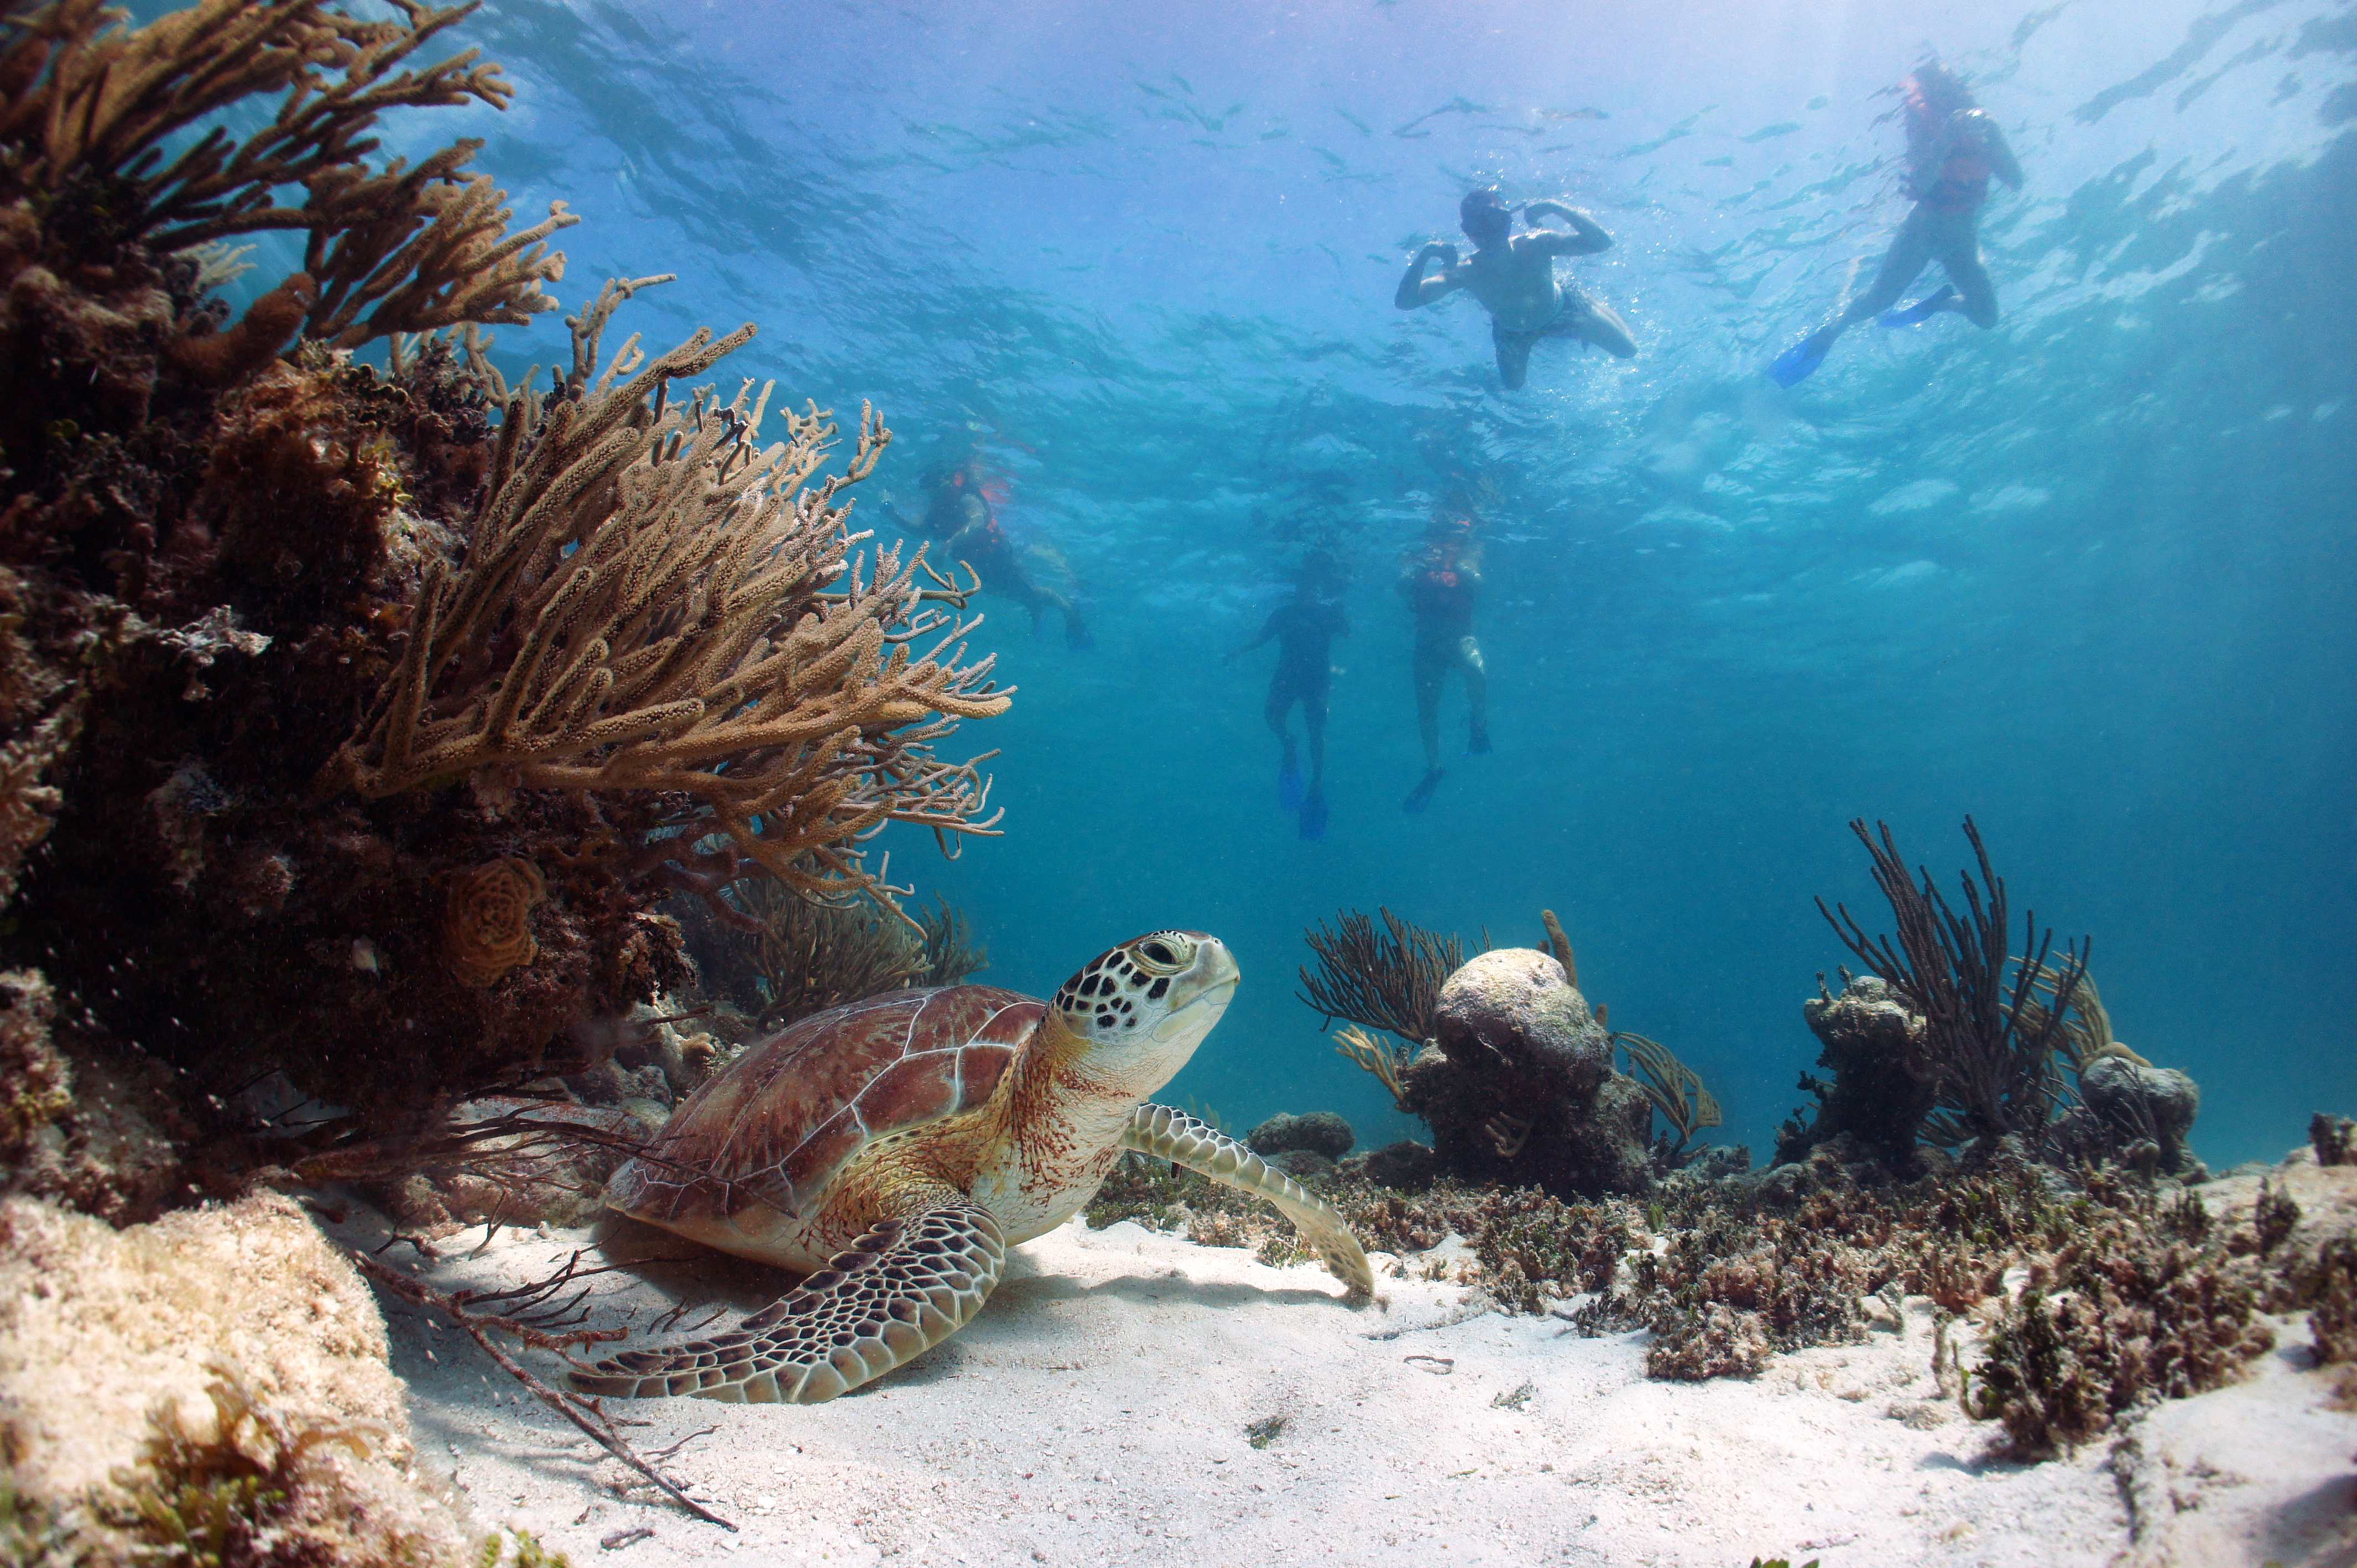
342, 1200, 2357, 1568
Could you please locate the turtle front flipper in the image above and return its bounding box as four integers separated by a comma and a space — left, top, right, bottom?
571, 1199, 1005, 1404
1122, 1103, 1374, 1298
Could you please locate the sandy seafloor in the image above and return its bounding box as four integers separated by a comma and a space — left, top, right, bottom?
331, 1159, 2357, 1568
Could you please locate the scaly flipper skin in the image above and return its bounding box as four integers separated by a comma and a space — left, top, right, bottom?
1122, 1103, 1375, 1298
570, 1200, 1005, 1404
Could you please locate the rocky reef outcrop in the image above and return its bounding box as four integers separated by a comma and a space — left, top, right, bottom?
1777, 973, 1938, 1170
1400, 947, 1651, 1197
0, 1190, 471, 1564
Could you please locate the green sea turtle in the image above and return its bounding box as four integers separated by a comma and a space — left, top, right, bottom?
572, 930, 1373, 1404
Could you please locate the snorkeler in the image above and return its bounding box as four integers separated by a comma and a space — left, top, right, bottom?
1395, 187, 1639, 390
887, 455, 1091, 650
1769, 62, 2024, 388
1397, 513, 1489, 813
1226, 551, 1350, 840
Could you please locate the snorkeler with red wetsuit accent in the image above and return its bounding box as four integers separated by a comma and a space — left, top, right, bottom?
883, 454, 1091, 650
1398, 512, 1490, 813
1770, 62, 2024, 386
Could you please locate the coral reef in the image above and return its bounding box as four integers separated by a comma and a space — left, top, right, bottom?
1816, 817, 2089, 1149
2312, 1112, 2354, 1168
0, 1189, 470, 1562
1308, 908, 1723, 1198
1332, 1023, 1414, 1111
444, 855, 546, 987
1777, 973, 1936, 1168
1790, 820, 2204, 1182
1399, 946, 1652, 1197
1247, 1111, 1355, 1162
1093, 1131, 2342, 1465
680, 876, 988, 1029
1346, 1139, 1436, 1191
1964, 1185, 2281, 1457
329, 274, 1010, 911
0, 0, 1013, 1203
2066, 1053, 2201, 1177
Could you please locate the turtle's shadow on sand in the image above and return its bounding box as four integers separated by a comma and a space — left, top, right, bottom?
586, 1213, 799, 1315
583, 1214, 1348, 1331
994, 1267, 1346, 1314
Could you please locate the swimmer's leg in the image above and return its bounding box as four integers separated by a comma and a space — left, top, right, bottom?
1932, 213, 1999, 328
1459, 635, 1490, 754
1297, 683, 1329, 839
1839, 207, 1936, 330
1560, 289, 1638, 359
1405, 643, 1446, 812
1267, 681, 1304, 811
1779, 208, 1934, 384
1492, 325, 1536, 391
1302, 683, 1329, 787
1413, 645, 1445, 773
1039, 587, 1090, 651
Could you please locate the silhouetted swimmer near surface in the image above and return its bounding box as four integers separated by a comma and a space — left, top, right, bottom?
1395, 186, 1638, 390
1771, 61, 2023, 387
1228, 548, 1351, 840
1397, 511, 1489, 812
884, 451, 1092, 649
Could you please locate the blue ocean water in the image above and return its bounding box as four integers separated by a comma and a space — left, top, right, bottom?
388, 0, 2353, 1167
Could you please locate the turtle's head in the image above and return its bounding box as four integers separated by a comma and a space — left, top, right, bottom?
1050, 931, 1238, 1083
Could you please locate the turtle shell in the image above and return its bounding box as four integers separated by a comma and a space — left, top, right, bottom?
609, 985, 1040, 1226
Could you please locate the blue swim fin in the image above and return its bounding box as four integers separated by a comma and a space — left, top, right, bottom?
1277, 741, 1304, 811
1769, 333, 1831, 388
1402, 768, 1443, 814
1297, 789, 1328, 841
1880, 285, 1957, 328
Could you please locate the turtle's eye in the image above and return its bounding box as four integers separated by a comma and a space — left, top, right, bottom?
1132, 935, 1192, 975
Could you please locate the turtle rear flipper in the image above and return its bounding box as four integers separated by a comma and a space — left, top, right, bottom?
571, 1200, 1005, 1404
1123, 1103, 1375, 1298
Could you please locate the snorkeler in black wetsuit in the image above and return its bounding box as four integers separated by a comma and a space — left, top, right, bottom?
1397, 514, 1489, 813
1227, 552, 1350, 840
1395, 187, 1639, 390
888, 456, 1091, 650
1770, 62, 2023, 386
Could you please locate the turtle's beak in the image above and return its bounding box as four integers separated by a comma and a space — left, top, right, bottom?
1152, 937, 1239, 1044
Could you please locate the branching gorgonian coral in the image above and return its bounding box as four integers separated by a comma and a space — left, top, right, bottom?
1, 0, 573, 344
1816, 817, 2090, 1149
333, 278, 1013, 912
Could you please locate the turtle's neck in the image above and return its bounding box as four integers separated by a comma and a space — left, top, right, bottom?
1005, 1013, 1167, 1150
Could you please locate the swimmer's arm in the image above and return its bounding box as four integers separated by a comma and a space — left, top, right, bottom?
1224, 610, 1284, 662
1395, 242, 1462, 309
1520, 200, 1612, 255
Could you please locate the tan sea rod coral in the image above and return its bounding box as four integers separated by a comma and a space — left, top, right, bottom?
332, 275, 1012, 912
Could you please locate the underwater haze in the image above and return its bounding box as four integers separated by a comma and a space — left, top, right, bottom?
416, 0, 2352, 1167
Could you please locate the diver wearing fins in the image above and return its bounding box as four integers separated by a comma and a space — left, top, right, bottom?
1770, 62, 2023, 388
1397, 511, 1489, 813
1228, 550, 1350, 840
